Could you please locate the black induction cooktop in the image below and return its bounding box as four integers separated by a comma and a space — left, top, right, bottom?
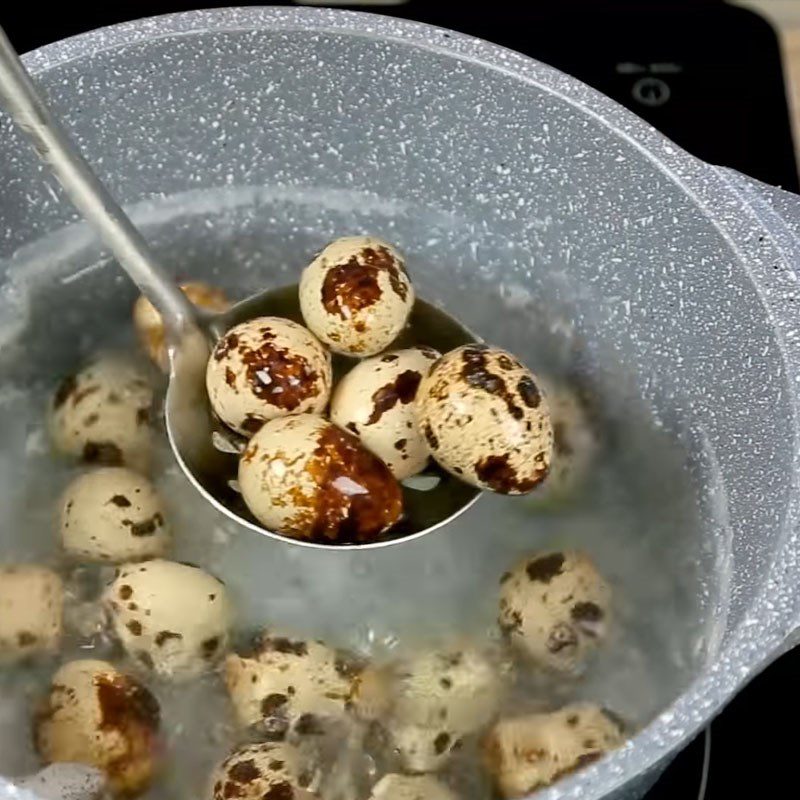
5, 2, 798, 797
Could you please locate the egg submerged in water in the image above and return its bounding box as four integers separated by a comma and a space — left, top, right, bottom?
238, 415, 403, 543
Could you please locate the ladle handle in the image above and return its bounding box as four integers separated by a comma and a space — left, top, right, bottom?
0, 25, 196, 338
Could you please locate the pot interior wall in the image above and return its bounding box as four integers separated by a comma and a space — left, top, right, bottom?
0, 21, 793, 796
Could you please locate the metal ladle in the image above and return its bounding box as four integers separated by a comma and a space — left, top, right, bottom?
0, 26, 480, 549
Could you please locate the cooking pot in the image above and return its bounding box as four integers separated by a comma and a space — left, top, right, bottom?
1, 7, 800, 800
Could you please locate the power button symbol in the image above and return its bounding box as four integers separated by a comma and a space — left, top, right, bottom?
632, 77, 671, 107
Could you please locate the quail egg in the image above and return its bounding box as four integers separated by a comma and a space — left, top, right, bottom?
59, 468, 170, 563
299, 236, 414, 356
392, 647, 502, 732
238, 415, 403, 543
34, 659, 161, 797
0, 565, 63, 662
206, 316, 332, 436
483, 704, 625, 798
330, 347, 440, 479
499, 551, 611, 673
527, 378, 599, 506
48, 357, 154, 473
104, 559, 233, 680
386, 646, 503, 773
387, 721, 462, 773
415, 345, 553, 493
369, 774, 458, 800
224, 632, 355, 736
209, 742, 318, 800
133, 282, 230, 371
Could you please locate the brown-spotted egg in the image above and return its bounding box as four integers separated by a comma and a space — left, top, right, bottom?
59, 468, 170, 563
206, 317, 332, 436
415, 345, 553, 494
330, 347, 440, 479
0, 565, 63, 663
483, 704, 624, 798
209, 742, 318, 800
498, 551, 611, 673
299, 236, 414, 356
104, 559, 233, 680
34, 659, 161, 797
48, 357, 154, 473
238, 415, 403, 543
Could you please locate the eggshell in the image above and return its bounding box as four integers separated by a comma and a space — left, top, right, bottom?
104, 559, 233, 680
369, 774, 457, 800
59, 468, 170, 563
416, 345, 553, 493
209, 742, 318, 800
0, 565, 63, 662
299, 236, 414, 356
330, 347, 439, 479
238, 415, 402, 543
483, 704, 624, 797
48, 358, 154, 473
224, 632, 355, 734
498, 551, 611, 673
206, 317, 332, 436
34, 659, 161, 797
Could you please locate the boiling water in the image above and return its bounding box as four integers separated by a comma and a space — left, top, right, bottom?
0, 190, 730, 798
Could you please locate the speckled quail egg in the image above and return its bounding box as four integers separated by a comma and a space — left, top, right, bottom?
369, 774, 458, 800
483, 703, 625, 798
206, 316, 332, 436
386, 647, 504, 773
527, 378, 599, 507
392, 647, 502, 732
133, 282, 230, 371
104, 559, 233, 680
238, 415, 403, 543
387, 720, 462, 773
59, 468, 170, 563
48, 357, 154, 473
224, 632, 356, 736
330, 347, 440, 479
299, 236, 415, 356
34, 659, 161, 797
0, 565, 63, 662
499, 551, 611, 673
416, 345, 553, 493
209, 741, 318, 800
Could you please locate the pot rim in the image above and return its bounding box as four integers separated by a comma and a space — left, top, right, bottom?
7, 7, 800, 799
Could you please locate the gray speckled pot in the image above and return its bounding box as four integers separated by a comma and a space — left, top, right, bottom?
2, 7, 800, 800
